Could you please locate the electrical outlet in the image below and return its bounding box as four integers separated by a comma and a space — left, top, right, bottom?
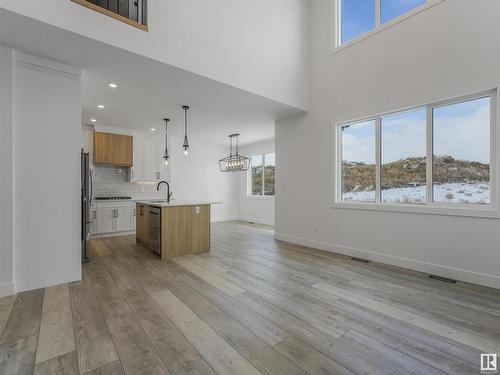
195, 206, 200, 214
313, 224, 319, 233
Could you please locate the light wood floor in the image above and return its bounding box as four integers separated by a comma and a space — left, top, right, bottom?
1, 221, 499, 375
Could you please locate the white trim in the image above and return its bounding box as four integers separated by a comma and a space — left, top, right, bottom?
0, 283, 14, 297
332, 0, 444, 54
375, 117, 381, 203
275, 233, 500, 290
13, 51, 81, 79
246, 195, 275, 201
332, 89, 498, 218
212, 216, 239, 223
426, 107, 433, 203
331, 201, 499, 219
91, 230, 135, 239
238, 216, 275, 226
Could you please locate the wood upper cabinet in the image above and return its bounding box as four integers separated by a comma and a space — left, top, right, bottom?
93, 131, 133, 166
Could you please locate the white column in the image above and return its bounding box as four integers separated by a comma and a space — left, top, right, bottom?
0, 46, 14, 297
13, 52, 82, 292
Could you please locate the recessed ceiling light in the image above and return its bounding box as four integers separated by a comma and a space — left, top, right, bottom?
97, 104, 105, 109
150, 128, 156, 132
90, 119, 97, 123
108, 83, 118, 88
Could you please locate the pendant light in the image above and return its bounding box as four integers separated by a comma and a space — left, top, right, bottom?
182, 105, 190, 155
219, 134, 250, 172
163, 118, 170, 165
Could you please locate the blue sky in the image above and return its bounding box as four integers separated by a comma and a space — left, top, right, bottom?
381, 0, 426, 23
342, 97, 490, 164
341, 0, 375, 43
341, 0, 426, 43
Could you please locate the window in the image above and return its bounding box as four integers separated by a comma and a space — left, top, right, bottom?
381, 0, 426, 24
251, 155, 263, 196
264, 153, 276, 195
250, 153, 275, 196
341, 120, 376, 202
433, 97, 491, 204
336, 91, 494, 210
338, 0, 428, 45
340, 0, 376, 45
381, 108, 426, 204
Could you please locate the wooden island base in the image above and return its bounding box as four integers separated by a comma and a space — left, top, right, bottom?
136, 203, 211, 259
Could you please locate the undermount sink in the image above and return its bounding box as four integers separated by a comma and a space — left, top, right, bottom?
146, 199, 173, 203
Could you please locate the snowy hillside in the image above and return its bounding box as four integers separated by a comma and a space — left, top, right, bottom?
343, 182, 490, 204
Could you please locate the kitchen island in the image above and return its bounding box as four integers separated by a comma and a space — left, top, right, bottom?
136, 200, 213, 259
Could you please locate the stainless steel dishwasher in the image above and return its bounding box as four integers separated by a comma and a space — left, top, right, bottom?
149, 206, 161, 256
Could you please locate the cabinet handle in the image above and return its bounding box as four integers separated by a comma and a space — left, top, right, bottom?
93, 211, 96, 220
131, 170, 134, 179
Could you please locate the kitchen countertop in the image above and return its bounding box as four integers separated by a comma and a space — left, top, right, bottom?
136, 200, 221, 207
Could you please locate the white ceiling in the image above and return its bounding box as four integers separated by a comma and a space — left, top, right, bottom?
0, 9, 305, 145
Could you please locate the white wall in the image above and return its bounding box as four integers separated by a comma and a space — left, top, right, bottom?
169, 136, 238, 222
237, 139, 275, 225
0, 46, 13, 296
276, 0, 500, 289
0, 0, 309, 110
13, 52, 82, 293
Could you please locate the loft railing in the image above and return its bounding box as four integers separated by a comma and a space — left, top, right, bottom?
72, 0, 147, 31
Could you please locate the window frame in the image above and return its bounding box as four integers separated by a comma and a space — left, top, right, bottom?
333, 90, 498, 218
248, 153, 276, 199
334, 0, 443, 52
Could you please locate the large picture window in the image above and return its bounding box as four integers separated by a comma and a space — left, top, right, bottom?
338, 0, 428, 45
381, 108, 426, 204
341, 120, 376, 202
336, 91, 494, 210
250, 153, 275, 197
433, 97, 491, 204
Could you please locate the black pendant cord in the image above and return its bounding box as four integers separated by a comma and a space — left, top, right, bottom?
182, 105, 190, 150
163, 118, 170, 160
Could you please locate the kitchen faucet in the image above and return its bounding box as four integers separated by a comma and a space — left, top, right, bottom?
157, 181, 173, 202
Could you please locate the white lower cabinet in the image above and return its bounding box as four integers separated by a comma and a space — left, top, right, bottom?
115, 207, 133, 232
94, 202, 136, 235
96, 208, 116, 234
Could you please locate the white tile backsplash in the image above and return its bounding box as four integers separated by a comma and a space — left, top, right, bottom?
93, 166, 164, 200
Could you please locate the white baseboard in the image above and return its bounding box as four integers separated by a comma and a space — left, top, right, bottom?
275, 233, 500, 290
238, 216, 275, 226
212, 216, 238, 223
0, 282, 14, 297
91, 230, 135, 239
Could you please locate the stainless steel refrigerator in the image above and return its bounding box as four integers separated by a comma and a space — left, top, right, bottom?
81, 150, 93, 263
